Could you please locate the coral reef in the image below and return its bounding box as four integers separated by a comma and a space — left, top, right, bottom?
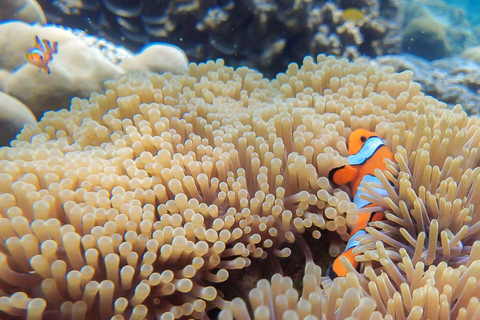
37, 0, 403, 77
401, 14, 450, 60
0, 0, 46, 24
118, 43, 189, 75
0, 92, 37, 147
0, 55, 479, 319
462, 45, 480, 63
362, 54, 480, 115
402, 0, 480, 57
0, 21, 188, 120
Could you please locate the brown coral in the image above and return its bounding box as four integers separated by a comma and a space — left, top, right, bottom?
37, 0, 403, 77
0, 92, 37, 147
0, 55, 478, 319
0, 21, 187, 120
402, 14, 451, 60
0, 0, 46, 24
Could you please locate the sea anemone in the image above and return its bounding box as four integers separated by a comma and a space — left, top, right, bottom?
0, 55, 478, 319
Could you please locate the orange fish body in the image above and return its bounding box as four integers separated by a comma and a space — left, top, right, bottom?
25, 36, 58, 74
328, 129, 396, 279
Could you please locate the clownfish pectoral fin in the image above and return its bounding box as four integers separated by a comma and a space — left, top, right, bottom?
25, 52, 39, 63
329, 165, 358, 186
327, 248, 358, 279
26, 48, 45, 66
42, 64, 51, 74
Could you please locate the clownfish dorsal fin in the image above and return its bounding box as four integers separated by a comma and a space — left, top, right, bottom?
42, 39, 51, 52
329, 165, 358, 186
52, 41, 58, 54
34, 35, 45, 51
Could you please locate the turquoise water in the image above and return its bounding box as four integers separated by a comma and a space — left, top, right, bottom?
446, 0, 480, 25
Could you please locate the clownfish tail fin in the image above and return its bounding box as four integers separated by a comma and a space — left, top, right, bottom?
328, 229, 367, 280
328, 248, 358, 280
329, 165, 358, 186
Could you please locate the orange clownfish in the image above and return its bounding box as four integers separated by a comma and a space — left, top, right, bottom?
25, 36, 58, 74
327, 129, 396, 279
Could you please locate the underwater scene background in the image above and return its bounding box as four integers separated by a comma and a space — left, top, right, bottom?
1, 0, 480, 319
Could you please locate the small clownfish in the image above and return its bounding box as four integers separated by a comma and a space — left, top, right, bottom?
25, 36, 58, 74
327, 129, 396, 279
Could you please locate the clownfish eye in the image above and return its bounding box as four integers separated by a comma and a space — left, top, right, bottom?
360, 136, 367, 142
